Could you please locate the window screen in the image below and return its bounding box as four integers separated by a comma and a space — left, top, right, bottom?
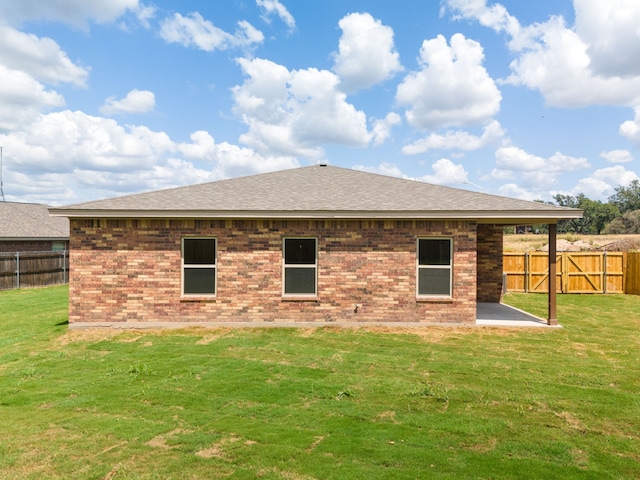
284, 238, 317, 295
417, 238, 452, 297
183, 238, 216, 295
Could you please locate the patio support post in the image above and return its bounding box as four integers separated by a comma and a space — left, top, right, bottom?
548, 223, 558, 325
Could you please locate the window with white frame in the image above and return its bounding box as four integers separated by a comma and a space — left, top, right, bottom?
283, 238, 317, 295
417, 238, 452, 297
182, 238, 216, 296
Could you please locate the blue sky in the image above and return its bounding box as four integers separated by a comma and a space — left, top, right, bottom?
0, 0, 639, 206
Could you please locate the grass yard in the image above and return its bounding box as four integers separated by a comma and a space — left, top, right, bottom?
1, 286, 639, 479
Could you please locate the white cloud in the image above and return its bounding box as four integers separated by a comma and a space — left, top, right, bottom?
332, 13, 403, 93
600, 149, 633, 164
4, 110, 174, 174
256, 0, 295, 31
178, 130, 299, 179
446, 0, 640, 108
418, 158, 469, 185
403, 120, 505, 154
71, 158, 217, 195
371, 113, 402, 146
486, 146, 590, 193
546, 152, 592, 172
504, 16, 640, 107
100, 89, 156, 115
0, 0, 139, 27
232, 57, 372, 158
2, 170, 79, 205
494, 146, 589, 173
354, 158, 468, 186
444, 0, 520, 38
353, 162, 409, 179
575, 0, 640, 78
0, 110, 301, 204
572, 165, 640, 200
494, 147, 544, 171
0, 110, 178, 203
497, 183, 537, 201
134, 3, 156, 29
620, 106, 640, 146
396, 33, 501, 129
0, 25, 89, 87
160, 12, 263, 51
0, 65, 64, 131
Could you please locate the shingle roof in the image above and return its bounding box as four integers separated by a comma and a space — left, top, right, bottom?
50, 165, 582, 223
0, 202, 69, 239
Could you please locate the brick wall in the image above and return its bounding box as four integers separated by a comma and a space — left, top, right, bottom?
69, 219, 479, 325
476, 224, 503, 303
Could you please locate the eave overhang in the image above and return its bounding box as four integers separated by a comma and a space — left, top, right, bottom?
49, 208, 584, 225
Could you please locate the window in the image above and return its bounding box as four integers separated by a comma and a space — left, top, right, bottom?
417, 238, 452, 297
283, 238, 317, 296
182, 238, 216, 296
51, 241, 66, 251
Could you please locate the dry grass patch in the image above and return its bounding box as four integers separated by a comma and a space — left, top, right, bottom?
504, 233, 640, 252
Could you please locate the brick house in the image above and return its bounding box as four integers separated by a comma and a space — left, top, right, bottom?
0, 202, 69, 253
50, 165, 581, 328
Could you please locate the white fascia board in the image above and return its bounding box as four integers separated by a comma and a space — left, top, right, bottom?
49, 208, 583, 222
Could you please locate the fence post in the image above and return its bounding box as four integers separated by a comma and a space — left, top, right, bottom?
548, 224, 558, 325
63, 250, 67, 284
16, 252, 20, 289
524, 251, 529, 293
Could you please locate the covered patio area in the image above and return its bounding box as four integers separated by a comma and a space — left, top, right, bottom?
476, 302, 559, 327
477, 219, 570, 327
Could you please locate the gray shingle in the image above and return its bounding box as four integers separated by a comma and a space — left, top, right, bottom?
50, 165, 582, 222
0, 202, 69, 239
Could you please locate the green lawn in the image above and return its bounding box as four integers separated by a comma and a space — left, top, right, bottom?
1, 286, 639, 479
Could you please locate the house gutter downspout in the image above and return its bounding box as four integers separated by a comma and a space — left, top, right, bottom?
548, 223, 558, 325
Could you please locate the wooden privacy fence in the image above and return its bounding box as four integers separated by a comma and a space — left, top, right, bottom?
0, 251, 69, 291
504, 252, 628, 294
627, 252, 640, 295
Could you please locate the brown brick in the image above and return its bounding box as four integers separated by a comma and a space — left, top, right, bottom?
477, 224, 504, 303
69, 219, 480, 325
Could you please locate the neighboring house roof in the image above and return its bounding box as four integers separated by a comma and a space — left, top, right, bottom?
0, 202, 69, 240
50, 165, 582, 224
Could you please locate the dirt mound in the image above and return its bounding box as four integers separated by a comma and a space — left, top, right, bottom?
540, 239, 593, 251
601, 238, 640, 252
540, 238, 640, 252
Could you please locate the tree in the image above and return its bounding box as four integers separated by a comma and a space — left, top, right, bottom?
609, 180, 640, 214
553, 194, 620, 234
604, 209, 640, 234
554, 194, 590, 233
585, 199, 620, 234
554, 194, 583, 233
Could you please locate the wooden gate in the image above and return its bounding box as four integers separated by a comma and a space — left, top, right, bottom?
503, 252, 625, 294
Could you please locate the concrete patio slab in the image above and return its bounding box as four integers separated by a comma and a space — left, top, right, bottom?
476, 303, 559, 327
